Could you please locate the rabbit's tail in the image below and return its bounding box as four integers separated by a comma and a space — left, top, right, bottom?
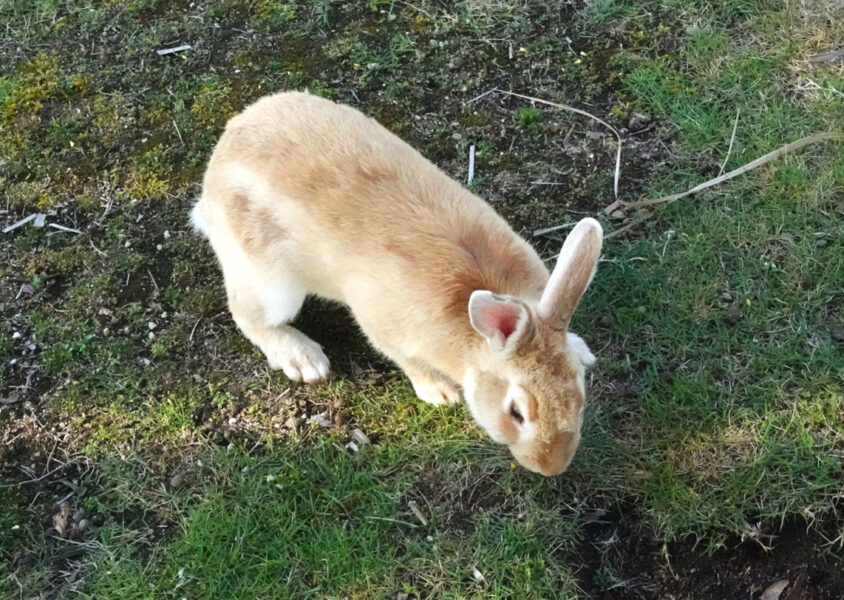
189, 198, 209, 238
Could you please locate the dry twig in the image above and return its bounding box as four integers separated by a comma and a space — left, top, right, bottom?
718, 109, 740, 177
533, 222, 577, 237
625, 132, 842, 209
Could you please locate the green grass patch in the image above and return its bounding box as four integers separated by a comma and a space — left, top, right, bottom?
1, 0, 842, 597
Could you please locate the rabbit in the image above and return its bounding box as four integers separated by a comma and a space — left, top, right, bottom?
191, 91, 603, 476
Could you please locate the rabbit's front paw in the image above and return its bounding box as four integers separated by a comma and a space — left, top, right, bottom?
266, 336, 330, 383
409, 373, 462, 407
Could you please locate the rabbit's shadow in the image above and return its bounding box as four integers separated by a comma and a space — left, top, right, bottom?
292, 296, 393, 378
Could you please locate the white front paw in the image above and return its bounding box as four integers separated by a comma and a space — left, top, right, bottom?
268, 339, 330, 383
411, 378, 462, 407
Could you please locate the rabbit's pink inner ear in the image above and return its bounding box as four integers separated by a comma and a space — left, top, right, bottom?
538, 218, 603, 329
483, 304, 519, 339
469, 291, 527, 352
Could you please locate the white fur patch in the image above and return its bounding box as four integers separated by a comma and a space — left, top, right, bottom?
566, 332, 595, 400
189, 200, 208, 236
566, 332, 596, 368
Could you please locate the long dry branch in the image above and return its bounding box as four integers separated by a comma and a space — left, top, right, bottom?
624, 132, 843, 209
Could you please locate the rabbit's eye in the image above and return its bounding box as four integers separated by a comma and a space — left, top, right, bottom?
509, 403, 524, 426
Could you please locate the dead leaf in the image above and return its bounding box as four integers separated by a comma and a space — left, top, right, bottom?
760, 579, 789, 600
52, 502, 71, 538
784, 570, 807, 600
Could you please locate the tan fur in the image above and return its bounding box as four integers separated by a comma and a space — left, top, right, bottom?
193, 92, 601, 475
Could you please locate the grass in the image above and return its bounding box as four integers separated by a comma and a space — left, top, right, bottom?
1, 0, 842, 598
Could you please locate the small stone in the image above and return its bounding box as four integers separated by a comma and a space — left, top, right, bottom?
724, 304, 742, 326
830, 325, 844, 342
169, 473, 184, 488
351, 428, 370, 446
284, 416, 298, 431
310, 413, 333, 428
148, 321, 157, 330
628, 112, 651, 130
598, 314, 614, 328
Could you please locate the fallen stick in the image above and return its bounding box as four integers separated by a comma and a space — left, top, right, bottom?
2, 213, 37, 233
604, 211, 652, 240
808, 49, 844, 64
718, 109, 740, 177
464, 87, 498, 105
157, 44, 191, 56
49, 223, 82, 234
408, 500, 428, 526
625, 132, 842, 209
533, 221, 576, 237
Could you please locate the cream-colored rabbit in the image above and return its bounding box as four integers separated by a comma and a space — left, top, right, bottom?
192, 92, 602, 476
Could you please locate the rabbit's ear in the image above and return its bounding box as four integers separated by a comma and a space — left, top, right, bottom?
538, 218, 603, 330
469, 291, 529, 353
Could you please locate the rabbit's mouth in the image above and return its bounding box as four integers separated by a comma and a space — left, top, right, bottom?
511, 429, 581, 477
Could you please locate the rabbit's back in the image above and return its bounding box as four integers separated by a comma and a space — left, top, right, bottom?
198, 92, 547, 309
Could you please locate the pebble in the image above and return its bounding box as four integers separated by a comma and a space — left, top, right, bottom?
351, 428, 371, 446
723, 305, 742, 326
628, 112, 651, 130
309, 413, 333, 428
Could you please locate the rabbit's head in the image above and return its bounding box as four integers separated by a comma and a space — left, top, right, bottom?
463, 218, 602, 476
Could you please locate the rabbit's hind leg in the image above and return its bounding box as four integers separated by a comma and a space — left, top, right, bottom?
225, 268, 330, 383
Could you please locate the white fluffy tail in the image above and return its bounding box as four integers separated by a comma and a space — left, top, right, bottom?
189, 199, 208, 237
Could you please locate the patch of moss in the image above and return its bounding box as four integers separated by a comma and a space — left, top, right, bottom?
254, 0, 297, 28
1, 53, 88, 127
516, 107, 543, 129
190, 80, 237, 132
